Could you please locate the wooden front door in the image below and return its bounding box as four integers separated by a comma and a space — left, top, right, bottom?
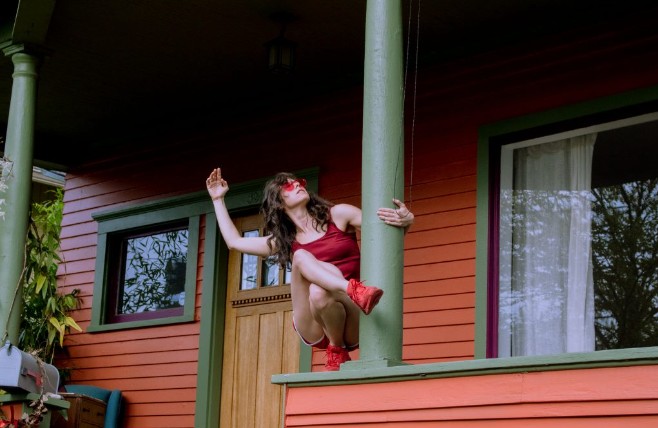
220, 214, 299, 428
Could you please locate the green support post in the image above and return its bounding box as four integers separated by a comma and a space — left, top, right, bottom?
351, 0, 405, 368
0, 50, 40, 344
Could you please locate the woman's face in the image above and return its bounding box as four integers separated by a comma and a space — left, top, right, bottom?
280, 178, 309, 209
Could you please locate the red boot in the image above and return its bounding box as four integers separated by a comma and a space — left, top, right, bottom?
325, 344, 351, 371
347, 279, 384, 315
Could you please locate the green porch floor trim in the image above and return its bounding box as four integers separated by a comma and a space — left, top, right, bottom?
272, 346, 658, 387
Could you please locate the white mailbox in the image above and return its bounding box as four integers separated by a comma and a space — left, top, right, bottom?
0, 342, 59, 394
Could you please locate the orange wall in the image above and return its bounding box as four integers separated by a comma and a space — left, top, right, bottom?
55, 13, 658, 427
285, 365, 658, 427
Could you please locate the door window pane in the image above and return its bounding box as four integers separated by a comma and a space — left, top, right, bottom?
240, 230, 260, 290
238, 228, 291, 290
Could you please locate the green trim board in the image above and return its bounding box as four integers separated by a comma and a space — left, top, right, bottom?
194, 214, 226, 428
273, 346, 658, 387
475, 84, 658, 359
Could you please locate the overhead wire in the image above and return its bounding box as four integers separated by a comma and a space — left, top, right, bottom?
397, 0, 421, 208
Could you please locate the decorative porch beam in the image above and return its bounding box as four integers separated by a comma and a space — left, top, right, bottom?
0, 47, 40, 344
354, 0, 405, 368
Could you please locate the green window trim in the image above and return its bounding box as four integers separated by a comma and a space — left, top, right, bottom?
88, 193, 208, 332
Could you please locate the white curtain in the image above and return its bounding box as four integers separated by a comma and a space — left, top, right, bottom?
498, 134, 596, 357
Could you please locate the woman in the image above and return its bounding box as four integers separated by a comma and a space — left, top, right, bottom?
206, 168, 414, 370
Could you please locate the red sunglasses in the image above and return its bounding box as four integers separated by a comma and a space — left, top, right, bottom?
281, 178, 307, 192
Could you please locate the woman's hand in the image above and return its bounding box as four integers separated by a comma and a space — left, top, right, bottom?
206, 168, 229, 201
377, 198, 415, 229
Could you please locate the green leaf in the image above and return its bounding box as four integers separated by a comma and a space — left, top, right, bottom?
36, 274, 46, 294
64, 316, 82, 332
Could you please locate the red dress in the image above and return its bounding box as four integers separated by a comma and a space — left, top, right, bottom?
291, 221, 360, 280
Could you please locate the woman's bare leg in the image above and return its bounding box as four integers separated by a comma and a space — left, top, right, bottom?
309, 284, 361, 347
290, 250, 359, 347
291, 249, 349, 292
290, 270, 326, 346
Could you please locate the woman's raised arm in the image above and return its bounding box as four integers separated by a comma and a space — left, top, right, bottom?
206, 168, 273, 257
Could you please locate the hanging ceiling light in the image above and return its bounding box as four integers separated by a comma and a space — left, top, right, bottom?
266, 12, 297, 75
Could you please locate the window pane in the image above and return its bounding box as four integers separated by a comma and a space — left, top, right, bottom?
261, 257, 281, 287
240, 230, 259, 290
120, 228, 188, 314
284, 263, 292, 284
592, 181, 658, 350
498, 118, 658, 357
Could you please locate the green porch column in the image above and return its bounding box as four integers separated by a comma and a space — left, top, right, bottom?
354, 0, 405, 368
0, 50, 40, 344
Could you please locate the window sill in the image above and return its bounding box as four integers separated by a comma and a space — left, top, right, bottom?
272, 347, 658, 387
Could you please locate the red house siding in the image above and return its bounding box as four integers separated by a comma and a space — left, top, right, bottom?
55, 16, 658, 427
285, 366, 658, 427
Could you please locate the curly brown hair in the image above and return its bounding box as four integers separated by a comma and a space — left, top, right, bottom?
261, 172, 333, 268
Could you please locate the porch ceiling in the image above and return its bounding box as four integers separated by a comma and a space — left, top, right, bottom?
0, 0, 654, 168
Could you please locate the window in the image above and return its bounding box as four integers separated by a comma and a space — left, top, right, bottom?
89, 194, 204, 331
493, 112, 658, 357
240, 228, 291, 290
106, 221, 189, 323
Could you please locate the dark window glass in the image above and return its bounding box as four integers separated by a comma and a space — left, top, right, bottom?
108, 222, 188, 323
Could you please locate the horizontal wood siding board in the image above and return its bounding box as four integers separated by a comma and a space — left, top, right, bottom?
284, 366, 658, 414
286, 403, 658, 426
404, 293, 474, 313
70, 362, 198, 381
60, 233, 98, 251
126, 388, 197, 404
61, 349, 199, 368
404, 277, 475, 299
93, 375, 197, 390
128, 401, 197, 416
411, 208, 477, 232
403, 342, 474, 360
405, 309, 475, 328
126, 416, 195, 428
405, 225, 475, 250
405, 260, 476, 283
404, 325, 475, 345
64, 335, 200, 357
404, 243, 476, 266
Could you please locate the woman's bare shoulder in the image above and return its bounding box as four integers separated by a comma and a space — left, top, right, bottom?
330, 204, 362, 230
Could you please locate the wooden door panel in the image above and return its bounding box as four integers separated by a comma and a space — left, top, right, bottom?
255, 311, 283, 428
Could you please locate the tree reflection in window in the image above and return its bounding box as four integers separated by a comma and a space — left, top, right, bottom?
592, 179, 658, 349
120, 227, 188, 314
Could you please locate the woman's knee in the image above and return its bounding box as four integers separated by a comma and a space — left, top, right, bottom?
292, 249, 312, 270
308, 284, 336, 311
290, 250, 315, 275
